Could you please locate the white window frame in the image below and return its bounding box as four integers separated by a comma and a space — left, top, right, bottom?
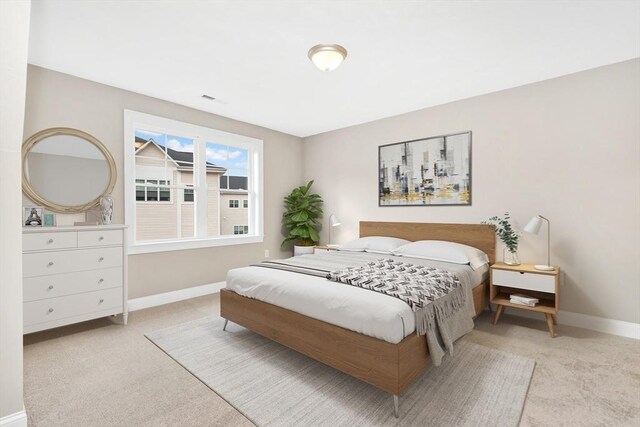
124, 110, 264, 254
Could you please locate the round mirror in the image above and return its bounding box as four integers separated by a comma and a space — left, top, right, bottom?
22, 128, 116, 213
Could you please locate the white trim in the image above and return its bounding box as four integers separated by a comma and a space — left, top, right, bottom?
0, 410, 27, 427
128, 281, 226, 312
491, 305, 640, 340
127, 234, 263, 255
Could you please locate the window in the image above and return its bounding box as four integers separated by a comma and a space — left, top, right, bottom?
183, 185, 194, 202
136, 179, 171, 202
125, 110, 264, 254
233, 225, 249, 235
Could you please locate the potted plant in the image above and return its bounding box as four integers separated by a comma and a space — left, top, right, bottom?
484, 212, 520, 265
282, 180, 323, 256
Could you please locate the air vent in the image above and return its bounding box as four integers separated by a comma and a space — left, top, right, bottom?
201, 94, 215, 101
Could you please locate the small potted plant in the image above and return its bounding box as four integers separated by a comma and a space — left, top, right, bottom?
484, 212, 520, 265
282, 180, 323, 256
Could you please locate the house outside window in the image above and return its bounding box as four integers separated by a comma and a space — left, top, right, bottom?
125, 110, 263, 254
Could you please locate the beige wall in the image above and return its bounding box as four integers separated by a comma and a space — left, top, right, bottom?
303, 59, 640, 324
0, 0, 29, 419
24, 65, 304, 299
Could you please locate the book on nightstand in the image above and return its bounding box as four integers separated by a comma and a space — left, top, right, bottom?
510, 294, 539, 307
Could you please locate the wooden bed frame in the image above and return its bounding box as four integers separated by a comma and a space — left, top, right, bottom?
220, 222, 495, 416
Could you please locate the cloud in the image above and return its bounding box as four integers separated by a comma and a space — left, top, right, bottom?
166, 138, 193, 153
206, 147, 244, 162
136, 129, 163, 138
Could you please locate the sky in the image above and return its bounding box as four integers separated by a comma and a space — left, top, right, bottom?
136, 129, 248, 177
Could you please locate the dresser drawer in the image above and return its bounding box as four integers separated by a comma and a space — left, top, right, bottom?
78, 229, 123, 247
492, 269, 556, 294
23, 247, 123, 277
24, 287, 123, 327
23, 232, 77, 252
23, 267, 123, 302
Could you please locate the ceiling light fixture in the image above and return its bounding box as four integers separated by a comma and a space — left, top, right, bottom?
308, 44, 348, 72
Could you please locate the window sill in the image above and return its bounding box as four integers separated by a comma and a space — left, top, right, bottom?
128, 234, 264, 255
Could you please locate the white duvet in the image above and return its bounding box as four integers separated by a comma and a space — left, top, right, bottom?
225, 252, 487, 344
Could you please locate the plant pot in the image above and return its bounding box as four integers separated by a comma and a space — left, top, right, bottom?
503, 247, 521, 266
294, 245, 315, 256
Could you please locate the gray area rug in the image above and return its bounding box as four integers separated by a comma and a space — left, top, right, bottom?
146, 316, 535, 426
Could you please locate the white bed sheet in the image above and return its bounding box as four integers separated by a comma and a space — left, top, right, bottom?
226, 255, 488, 344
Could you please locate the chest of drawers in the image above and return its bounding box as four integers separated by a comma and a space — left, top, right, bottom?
23, 225, 128, 334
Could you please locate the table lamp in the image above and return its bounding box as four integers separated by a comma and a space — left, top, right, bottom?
523, 215, 555, 271
327, 214, 341, 248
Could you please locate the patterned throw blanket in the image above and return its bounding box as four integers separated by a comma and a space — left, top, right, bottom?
326, 258, 466, 344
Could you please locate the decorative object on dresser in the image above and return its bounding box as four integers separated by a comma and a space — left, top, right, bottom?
43, 212, 56, 226
378, 131, 471, 206
484, 212, 520, 266
22, 127, 117, 213
327, 213, 341, 248
100, 193, 114, 225
281, 180, 324, 256
22, 225, 128, 334
24, 206, 44, 227
524, 214, 555, 271
490, 262, 560, 337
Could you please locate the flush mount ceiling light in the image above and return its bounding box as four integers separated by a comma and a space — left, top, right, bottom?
308, 44, 348, 72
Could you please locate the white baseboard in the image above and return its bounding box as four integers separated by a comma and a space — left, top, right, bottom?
128, 281, 225, 312
0, 410, 27, 427
493, 305, 640, 340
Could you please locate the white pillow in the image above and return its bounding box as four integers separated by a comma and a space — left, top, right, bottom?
339, 236, 410, 254
393, 240, 489, 270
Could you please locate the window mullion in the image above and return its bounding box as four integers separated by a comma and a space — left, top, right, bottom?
194, 136, 207, 238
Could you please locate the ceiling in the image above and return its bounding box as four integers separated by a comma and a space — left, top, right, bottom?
28, 1, 640, 137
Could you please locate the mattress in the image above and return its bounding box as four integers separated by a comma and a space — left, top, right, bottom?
226, 251, 488, 344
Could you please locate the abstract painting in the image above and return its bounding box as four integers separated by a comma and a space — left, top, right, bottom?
378, 131, 471, 206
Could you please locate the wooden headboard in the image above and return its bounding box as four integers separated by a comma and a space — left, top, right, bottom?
359, 221, 496, 264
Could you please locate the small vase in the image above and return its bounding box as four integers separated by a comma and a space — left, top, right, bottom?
503, 247, 520, 266
100, 193, 114, 225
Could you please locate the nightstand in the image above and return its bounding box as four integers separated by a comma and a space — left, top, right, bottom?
490, 263, 560, 337
313, 245, 339, 254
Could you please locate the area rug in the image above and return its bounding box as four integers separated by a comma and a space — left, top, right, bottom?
146, 317, 534, 426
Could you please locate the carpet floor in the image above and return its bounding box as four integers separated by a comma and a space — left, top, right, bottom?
146, 317, 535, 426
23, 293, 640, 426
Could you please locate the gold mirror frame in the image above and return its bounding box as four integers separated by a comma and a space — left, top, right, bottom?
22, 127, 117, 213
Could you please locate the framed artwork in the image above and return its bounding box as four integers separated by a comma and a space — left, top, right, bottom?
43, 212, 56, 227
378, 131, 471, 206
24, 206, 44, 227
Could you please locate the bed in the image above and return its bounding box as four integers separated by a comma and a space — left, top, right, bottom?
220, 221, 495, 416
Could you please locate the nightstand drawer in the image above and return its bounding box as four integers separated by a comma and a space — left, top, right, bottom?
492, 269, 555, 294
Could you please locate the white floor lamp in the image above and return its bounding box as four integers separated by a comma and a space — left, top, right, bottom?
328, 214, 341, 248
524, 215, 555, 271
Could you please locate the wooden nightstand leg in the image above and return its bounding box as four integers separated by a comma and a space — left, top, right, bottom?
545, 313, 557, 337
551, 314, 557, 325
492, 305, 504, 325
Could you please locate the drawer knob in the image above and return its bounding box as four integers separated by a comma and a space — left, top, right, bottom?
47, 238, 54, 244
99, 298, 104, 304
48, 285, 54, 290
47, 261, 54, 267
98, 257, 104, 262
48, 308, 54, 313
98, 236, 104, 241
519, 272, 525, 274
98, 278, 104, 284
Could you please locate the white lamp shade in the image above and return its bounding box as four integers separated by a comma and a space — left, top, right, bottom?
308, 44, 347, 72
524, 216, 543, 234
329, 214, 341, 227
